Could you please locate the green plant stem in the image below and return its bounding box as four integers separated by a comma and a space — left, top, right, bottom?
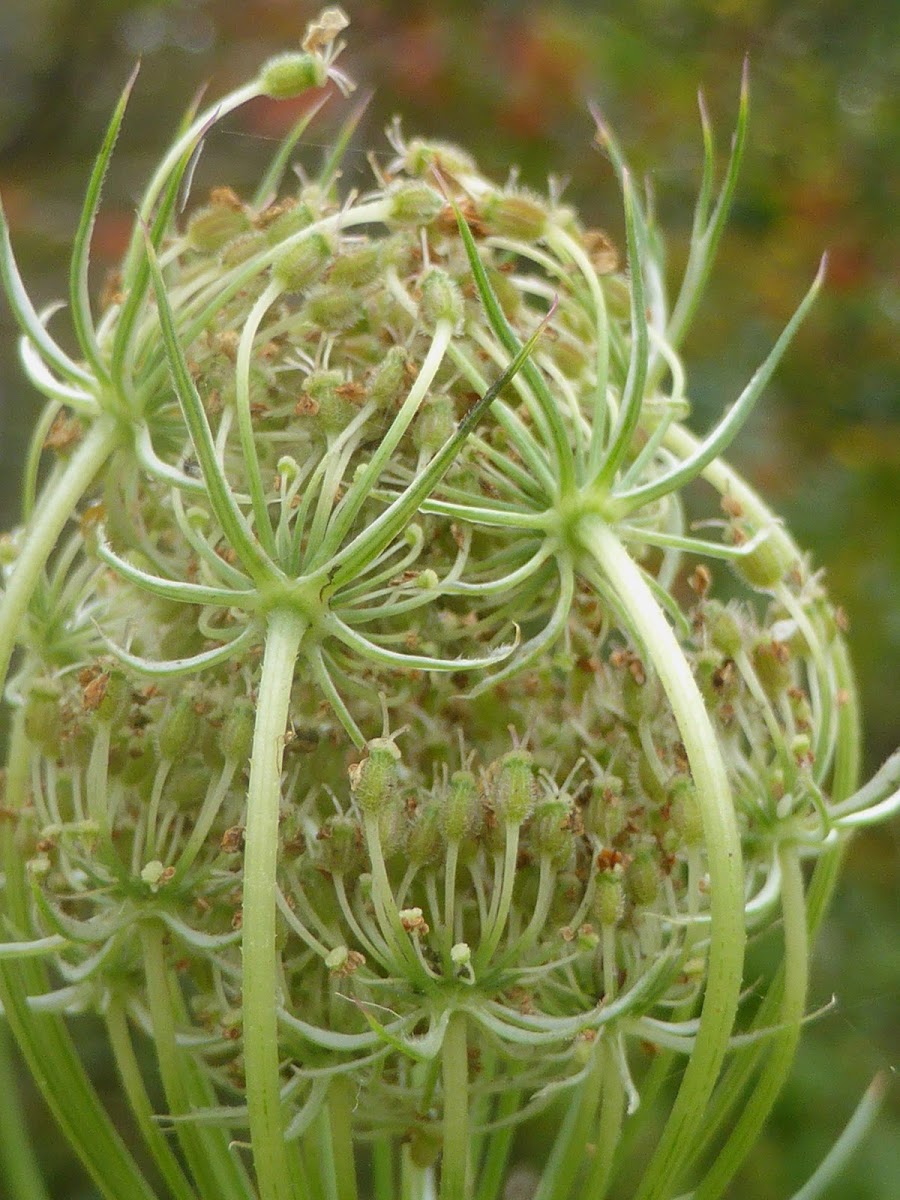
0, 417, 119, 690
0, 1024, 50, 1200
372, 1139, 395, 1200
440, 1011, 470, 1200
579, 516, 745, 1200
0, 710, 158, 1200
473, 1090, 521, 1200
533, 1043, 605, 1200
328, 1079, 359, 1200
583, 1042, 625, 1200
104, 996, 199, 1200
140, 921, 250, 1199
243, 607, 307, 1200
694, 844, 808, 1199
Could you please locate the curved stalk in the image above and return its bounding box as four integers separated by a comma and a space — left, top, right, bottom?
693, 844, 808, 1199
0, 416, 120, 691
578, 516, 745, 1200
243, 608, 307, 1200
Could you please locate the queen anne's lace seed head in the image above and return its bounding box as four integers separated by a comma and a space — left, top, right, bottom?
1, 9, 896, 1198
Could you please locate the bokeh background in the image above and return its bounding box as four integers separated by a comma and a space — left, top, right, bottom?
0, 1, 897, 1196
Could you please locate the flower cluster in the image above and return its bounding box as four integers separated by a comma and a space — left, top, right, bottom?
1, 10, 896, 1200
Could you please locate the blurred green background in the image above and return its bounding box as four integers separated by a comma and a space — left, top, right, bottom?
0, 1, 896, 1196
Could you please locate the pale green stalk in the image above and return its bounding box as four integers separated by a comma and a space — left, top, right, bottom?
579, 517, 745, 1200
440, 1012, 471, 1200
243, 608, 308, 1200
0, 417, 120, 691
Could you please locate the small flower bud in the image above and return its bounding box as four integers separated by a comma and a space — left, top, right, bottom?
585, 776, 626, 843
141, 860, 175, 892
259, 52, 328, 99
450, 942, 471, 967
348, 737, 401, 815
493, 749, 535, 825
261, 201, 317, 245
325, 945, 365, 975
399, 907, 429, 935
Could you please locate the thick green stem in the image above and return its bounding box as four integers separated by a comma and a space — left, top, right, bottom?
243, 608, 307, 1200
440, 1012, 470, 1200
0, 417, 119, 691
694, 844, 808, 1199
579, 517, 745, 1200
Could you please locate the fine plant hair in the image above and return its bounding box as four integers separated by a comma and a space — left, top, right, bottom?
0, 9, 897, 1200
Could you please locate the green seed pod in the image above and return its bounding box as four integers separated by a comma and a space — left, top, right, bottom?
316, 813, 363, 875
158, 694, 199, 761
273, 232, 332, 292
329, 243, 382, 286
478, 191, 549, 240
368, 346, 408, 408
386, 182, 443, 227
303, 284, 361, 332
705, 600, 744, 657
442, 769, 480, 841
585, 777, 626, 843
593, 871, 625, 927
403, 138, 475, 178
95, 670, 130, 725
218, 699, 255, 763
407, 802, 442, 866
259, 52, 328, 99
221, 230, 267, 267
752, 638, 793, 701
420, 268, 464, 330
669, 778, 704, 847
413, 393, 456, 452
626, 850, 660, 907
349, 737, 401, 816
187, 204, 252, 253
262, 201, 317, 246
493, 749, 535, 825
732, 527, 798, 590
531, 798, 574, 868
24, 680, 63, 748
118, 738, 157, 787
